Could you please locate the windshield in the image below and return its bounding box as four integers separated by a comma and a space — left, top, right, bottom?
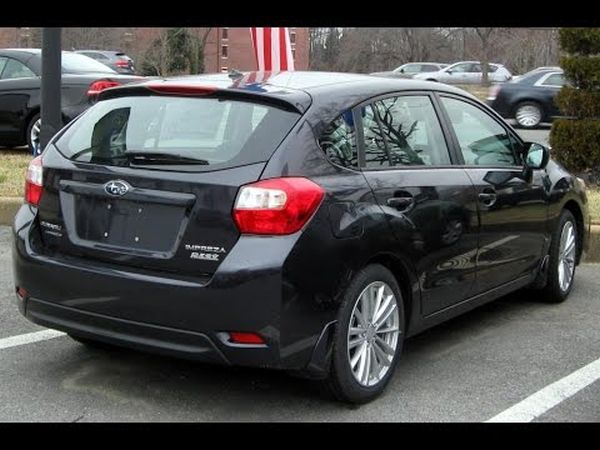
53, 95, 301, 171
62, 52, 117, 74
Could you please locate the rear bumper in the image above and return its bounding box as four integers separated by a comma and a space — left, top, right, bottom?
12, 206, 337, 375
25, 297, 230, 364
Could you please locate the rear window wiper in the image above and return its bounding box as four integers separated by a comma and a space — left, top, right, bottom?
125, 152, 209, 165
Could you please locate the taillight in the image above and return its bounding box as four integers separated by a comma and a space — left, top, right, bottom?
487, 84, 501, 101
115, 59, 129, 67
87, 80, 121, 96
25, 155, 43, 206
233, 177, 324, 235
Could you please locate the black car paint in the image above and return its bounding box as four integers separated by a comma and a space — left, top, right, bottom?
12, 72, 589, 379
487, 70, 563, 123
0, 49, 142, 147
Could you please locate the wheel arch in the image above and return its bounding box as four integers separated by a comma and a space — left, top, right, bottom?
21, 107, 40, 142
363, 252, 420, 335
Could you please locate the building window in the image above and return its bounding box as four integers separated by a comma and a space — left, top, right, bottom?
221, 45, 228, 58
290, 32, 296, 44
222, 28, 228, 40
221, 67, 228, 73
292, 48, 296, 59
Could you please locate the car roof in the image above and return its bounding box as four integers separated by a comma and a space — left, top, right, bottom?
401, 62, 446, 65
0, 48, 78, 55
101, 71, 478, 117
76, 50, 126, 55
132, 71, 476, 95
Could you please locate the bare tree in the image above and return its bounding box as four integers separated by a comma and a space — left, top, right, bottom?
474, 28, 496, 85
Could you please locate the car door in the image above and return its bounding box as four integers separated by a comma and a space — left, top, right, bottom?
437, 94, 548, 294
444, 63, 473, 84
469, 63, 483, 84
536, 72, 565, 117
0, 56, 40, 144
356, 92, 480, 316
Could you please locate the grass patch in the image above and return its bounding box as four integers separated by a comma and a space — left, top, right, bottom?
0, 149, 31, 198
454, 84, 491, 102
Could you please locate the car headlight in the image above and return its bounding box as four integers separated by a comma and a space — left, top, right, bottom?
576, 177, 586, 191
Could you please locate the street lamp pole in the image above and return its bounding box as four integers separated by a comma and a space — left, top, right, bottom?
39, 27, 62, 154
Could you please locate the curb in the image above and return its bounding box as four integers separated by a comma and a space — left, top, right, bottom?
586, 224, 600, 263
1, 197, 600, 262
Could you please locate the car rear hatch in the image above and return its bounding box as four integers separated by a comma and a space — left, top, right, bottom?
114, 53, 135, 72
35, 82, 309, 280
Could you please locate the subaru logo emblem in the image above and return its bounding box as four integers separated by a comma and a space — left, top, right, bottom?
104, 180, 131, 197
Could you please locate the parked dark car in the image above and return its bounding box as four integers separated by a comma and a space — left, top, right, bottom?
12, 72, 590, 404
487, 69, 565, 128
370, 62, 448, 79
75, 50, 136, 75
0, 49, 143, 153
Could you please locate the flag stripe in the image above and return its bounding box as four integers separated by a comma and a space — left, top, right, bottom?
272, 28, 281, 71
279, 27, 288, 70
250, 27, 294, 72
250, 28, 258, 70
263, 27, 272, 72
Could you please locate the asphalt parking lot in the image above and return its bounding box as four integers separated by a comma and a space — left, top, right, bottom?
1, 225, 599, 422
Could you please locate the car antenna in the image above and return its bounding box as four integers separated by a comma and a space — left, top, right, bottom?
228, 69, 244, 80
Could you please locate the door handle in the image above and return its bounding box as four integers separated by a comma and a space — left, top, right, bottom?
387, 196, 414, 211
478, 190, 497, 207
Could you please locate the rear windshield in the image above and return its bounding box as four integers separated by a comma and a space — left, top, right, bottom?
53, 95, 301, 171
62, 52, 117, 74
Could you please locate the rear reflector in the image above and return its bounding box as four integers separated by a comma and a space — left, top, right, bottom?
25, 155, 43, 206
233, 177, 324, 235
87, 80, 121, 96
16, 287, 28, 300
145, 84, 218, 96
228, 332, 266, 345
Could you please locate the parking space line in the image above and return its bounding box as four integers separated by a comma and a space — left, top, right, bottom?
0, 329, 66, 350
486, 356, 600, 422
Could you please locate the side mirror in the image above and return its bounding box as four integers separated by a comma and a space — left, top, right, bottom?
399, 68, 405, 73
524, 142, 550, 170
446, 69, 453, 74
521, 142, 550, 180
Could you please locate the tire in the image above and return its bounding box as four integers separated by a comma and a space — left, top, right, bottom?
25, 113, 41, 155
321, 264, 405, 404
514, 101, 543, 129
541, 210, 578, 303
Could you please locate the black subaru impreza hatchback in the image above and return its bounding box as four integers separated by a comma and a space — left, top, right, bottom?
12, 71, 589, 403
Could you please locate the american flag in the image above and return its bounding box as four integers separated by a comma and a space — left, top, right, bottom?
250, 27, 295, 72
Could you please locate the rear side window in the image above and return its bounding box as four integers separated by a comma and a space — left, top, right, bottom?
62, 52, 116, 73
53, 95, 301, 171
319, 111, 359, 169
362, 95, 452, 168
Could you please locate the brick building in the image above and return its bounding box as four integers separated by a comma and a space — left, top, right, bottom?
0, 27, 310, 73
202, 27, 309, 72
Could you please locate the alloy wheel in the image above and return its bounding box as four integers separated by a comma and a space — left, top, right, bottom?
30, 118, 41, 154
558, 221, 577, 292
347, 281, 400, 387
515, 104, 541, 128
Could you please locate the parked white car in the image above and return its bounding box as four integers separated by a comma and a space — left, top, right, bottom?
413, 61, 512, 84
